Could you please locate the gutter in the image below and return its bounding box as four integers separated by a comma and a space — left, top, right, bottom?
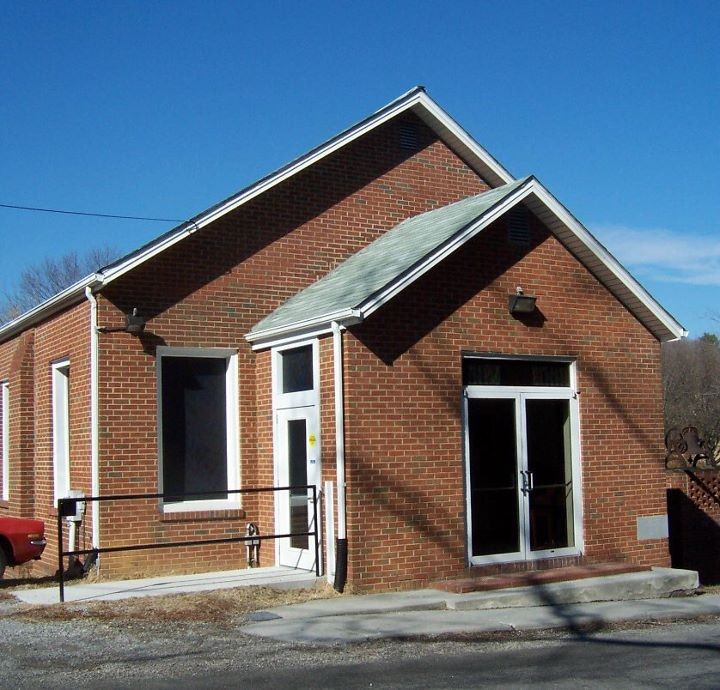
247, 309, 363, 350
0, 274, 103, 344
331, 321, 348, 592
84, 287, 101, 550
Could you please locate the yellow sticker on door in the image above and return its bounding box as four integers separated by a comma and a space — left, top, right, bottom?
308, 433, 317, 447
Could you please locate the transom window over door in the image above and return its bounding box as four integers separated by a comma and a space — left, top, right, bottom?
157, 347, 239, 511
463, 356, 583, 565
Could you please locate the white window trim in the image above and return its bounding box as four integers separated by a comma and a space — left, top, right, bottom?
156, 347, 240, 513
1, 380, 9, 501
272, 339, 321, 411
52, 360, 71, 505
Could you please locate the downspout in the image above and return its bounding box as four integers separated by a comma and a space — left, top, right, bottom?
84, 287, 100, 550
331, 321, 348, 592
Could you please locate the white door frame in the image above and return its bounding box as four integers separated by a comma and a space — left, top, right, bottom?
464, 384, 584, 566
272, 339, 321, 572
275, 405, 321, 570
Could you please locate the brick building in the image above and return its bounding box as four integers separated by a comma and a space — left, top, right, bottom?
0, 87, 686, 590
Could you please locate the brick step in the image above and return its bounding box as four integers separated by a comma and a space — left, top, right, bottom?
433, 563, 650, 594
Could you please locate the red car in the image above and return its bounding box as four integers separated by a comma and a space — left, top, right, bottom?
0, 516, 46, 577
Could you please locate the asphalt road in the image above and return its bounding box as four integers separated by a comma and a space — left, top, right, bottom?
136, 622, 720, 689
5, 614, 720, 689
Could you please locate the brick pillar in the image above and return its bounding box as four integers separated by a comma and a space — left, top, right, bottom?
8, 330, 35, 518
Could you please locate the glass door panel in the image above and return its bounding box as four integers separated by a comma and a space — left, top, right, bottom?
287, 418, 309, 550
525, 398, 574, 551
467, 398, 521, 557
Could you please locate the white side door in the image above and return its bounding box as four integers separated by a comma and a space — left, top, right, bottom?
276, 405, 320, 570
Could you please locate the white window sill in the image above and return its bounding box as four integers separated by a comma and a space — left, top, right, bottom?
161, 498, 241, 514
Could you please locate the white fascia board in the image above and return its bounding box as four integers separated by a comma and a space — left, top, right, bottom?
247, 309, 362, 350
412, 92, 513, 186
359, 180, 536, 319
0, 273, 104, 343
528, 181, 687, 342
100, 89, 513, 288
97, 223, 199, 285
100, 93, 428, 286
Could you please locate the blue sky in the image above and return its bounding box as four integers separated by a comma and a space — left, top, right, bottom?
1, 1, 718, 337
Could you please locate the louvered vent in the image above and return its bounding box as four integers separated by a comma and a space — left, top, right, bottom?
506, 207, 530, 246
399, 122, 419, 150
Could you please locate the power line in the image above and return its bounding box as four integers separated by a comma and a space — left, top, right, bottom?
0, 202, 183, 223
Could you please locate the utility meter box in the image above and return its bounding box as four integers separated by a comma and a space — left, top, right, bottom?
63, 490, 86, 523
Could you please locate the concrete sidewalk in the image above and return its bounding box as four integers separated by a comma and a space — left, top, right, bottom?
243, 593, 720, 644
11, 564, 720, 646
12, 566, 318, 605
242, 567, 720, 644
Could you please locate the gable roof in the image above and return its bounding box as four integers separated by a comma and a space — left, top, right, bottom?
247, 176, 687, 347
0, 87, 514, 343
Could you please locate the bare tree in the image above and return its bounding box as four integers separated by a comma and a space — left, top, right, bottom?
0, 246, 119, 324
663, 333, 720, 450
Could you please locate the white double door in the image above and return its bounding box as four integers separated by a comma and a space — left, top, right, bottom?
275, 405, 320, 571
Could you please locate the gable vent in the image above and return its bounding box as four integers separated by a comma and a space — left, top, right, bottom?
506, 207, 531, 246
399, 122, 419, 150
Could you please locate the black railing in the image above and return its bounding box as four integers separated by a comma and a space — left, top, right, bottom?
56, 484, 320, 603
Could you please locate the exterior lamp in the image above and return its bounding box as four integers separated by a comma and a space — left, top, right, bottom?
97, 308, 146, 335
508, 286, 536, 315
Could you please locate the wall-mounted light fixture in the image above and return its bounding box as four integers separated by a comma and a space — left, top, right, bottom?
97, 308, 146, 335
508, 286, 537, 315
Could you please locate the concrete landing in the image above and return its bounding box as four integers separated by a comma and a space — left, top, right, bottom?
244, 593, 720, 645
433, 562, 649, 593
445, 567, 699, 610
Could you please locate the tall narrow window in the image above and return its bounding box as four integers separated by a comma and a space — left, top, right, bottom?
52, 361, 70, 504
1, 381, 8, 501
158, 348, 239, 511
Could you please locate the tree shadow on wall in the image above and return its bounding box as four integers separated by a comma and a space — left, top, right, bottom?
101, 115, 443, 322
352, 218, 545, 366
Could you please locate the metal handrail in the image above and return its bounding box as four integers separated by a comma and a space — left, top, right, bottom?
56, 484, 320, 602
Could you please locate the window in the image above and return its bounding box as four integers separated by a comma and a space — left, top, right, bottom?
463, 357, 570, 387
157, 348, 239, 511
1, 381, 8, 501
281, 345, 313, 393
273, 341, 319, 409
52, 361, 70, 504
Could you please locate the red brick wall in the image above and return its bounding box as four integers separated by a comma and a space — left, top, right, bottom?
341, 210, 669, 590
0, 302, 93, 574
0, 111, 674, 587
0, 331, 37, 522
88, 113, 489, 578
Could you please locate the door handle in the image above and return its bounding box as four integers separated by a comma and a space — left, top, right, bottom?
520, 471, 534, 494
